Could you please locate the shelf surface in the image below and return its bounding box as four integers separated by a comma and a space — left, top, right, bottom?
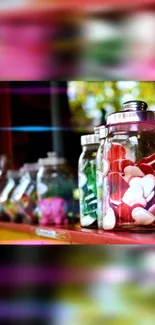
0, 222, 155, 244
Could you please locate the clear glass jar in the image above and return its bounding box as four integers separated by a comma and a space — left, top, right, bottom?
96, 127, 108, 228
37, 152, 75, 226
16, 163, 39, 224
78, 134, 99, 228
0, 170, 20, 222
8, 169, 32, 223
102, 100, 155, 231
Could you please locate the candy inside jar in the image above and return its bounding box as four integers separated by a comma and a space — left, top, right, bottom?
102, 100, 155, 231
37, 153, 76, 226
78, 134, 99, 228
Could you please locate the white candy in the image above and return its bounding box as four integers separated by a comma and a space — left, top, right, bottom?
124, 166, 145, 177
132, 207, 155, 225
141, 174, 155, 198
129, 177, 142, 187
146, 191, 155, 203
81, 215, 96, 227
103, 207, 116, 230
149, 204, 155, 216
122, 185, 146, 207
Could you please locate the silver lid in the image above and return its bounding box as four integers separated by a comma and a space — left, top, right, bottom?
99, 127, 108, 139
94, 127, 100, 134
47, 152, 66, 165
94, 125, 106, 134
47, 152, 57, 158
107, 100, 154, 126
38, 154, 64, 166
123, 100, 148, 111
81, 134, 99, 146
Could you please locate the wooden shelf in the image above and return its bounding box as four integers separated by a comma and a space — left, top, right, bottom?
0, 222, 155, 244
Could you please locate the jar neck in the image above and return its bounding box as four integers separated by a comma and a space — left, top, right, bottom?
82, 144, 99, 152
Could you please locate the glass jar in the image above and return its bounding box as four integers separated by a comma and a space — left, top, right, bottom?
102, 100, 155, 231
78, 134, 99, 228
9, 169, 32, 223
37, 152, 75, 226
0, 170, 20, 222
17, 163, 39, 224
96, 127, 108, 228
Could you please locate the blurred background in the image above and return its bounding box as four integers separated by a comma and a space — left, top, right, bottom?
0, 0, 155, 79
1, 246, 155, 324
0, 81, 155, 170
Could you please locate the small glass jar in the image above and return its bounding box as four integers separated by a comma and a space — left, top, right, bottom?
78, 134, 99, 228
0, 170, 20, 222
17, 163, 39, 224
9, 169, 32, 223
37, 152, 75, 226
102, 100, 155, 231
96, 127, 108, 228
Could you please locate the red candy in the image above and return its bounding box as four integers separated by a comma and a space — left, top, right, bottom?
110, 159, 134, 173
117, 203, 144, 223
110, 190, 128, 205
117, 203, 133, 222
148, 161, 155, 171
138, 163, 154, 175
109, 172, 129, 191
109, 172, 129, 204
106, 144, 155, 227
107, 143, 126, 162
137, 153, 155, 166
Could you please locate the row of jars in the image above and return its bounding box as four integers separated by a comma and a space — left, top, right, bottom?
78, 100, 155, 231
0, 152, 79, 226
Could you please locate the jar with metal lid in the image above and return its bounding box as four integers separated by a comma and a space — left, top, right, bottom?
37, 152, 75, 226
78, 134, 99, 228
102, 100, 155, 231
0, 170, 20, 222
96, 127, 108, 228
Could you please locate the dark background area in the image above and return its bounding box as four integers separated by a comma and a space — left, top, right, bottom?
0, 81, 83, 171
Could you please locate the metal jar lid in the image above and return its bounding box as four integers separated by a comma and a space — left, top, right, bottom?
106, 100, 155, 126
99, 127, 108, 140
81, 134, 99, 146
94, 125, 106, 135
22, 163, 39, 172
123, 100, 148, 111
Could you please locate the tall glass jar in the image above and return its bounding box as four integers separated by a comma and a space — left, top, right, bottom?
37, 152, 75, 226
102, 100, 155, 231
78, 134, 99, 228
96, 127, 108, 228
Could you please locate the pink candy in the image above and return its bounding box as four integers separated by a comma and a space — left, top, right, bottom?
39, 197, 68, 226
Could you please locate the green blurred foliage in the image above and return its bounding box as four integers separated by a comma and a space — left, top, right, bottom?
68, 82, 155, 127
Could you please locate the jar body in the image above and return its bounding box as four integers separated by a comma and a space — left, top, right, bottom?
9, 172, 32, 223
17, 170, 38, 224
102, 122, 155, 231
37, 165, 75, 226
96, 139, 105, 228
0, 174, 19, 222
78, 144, 99, 228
